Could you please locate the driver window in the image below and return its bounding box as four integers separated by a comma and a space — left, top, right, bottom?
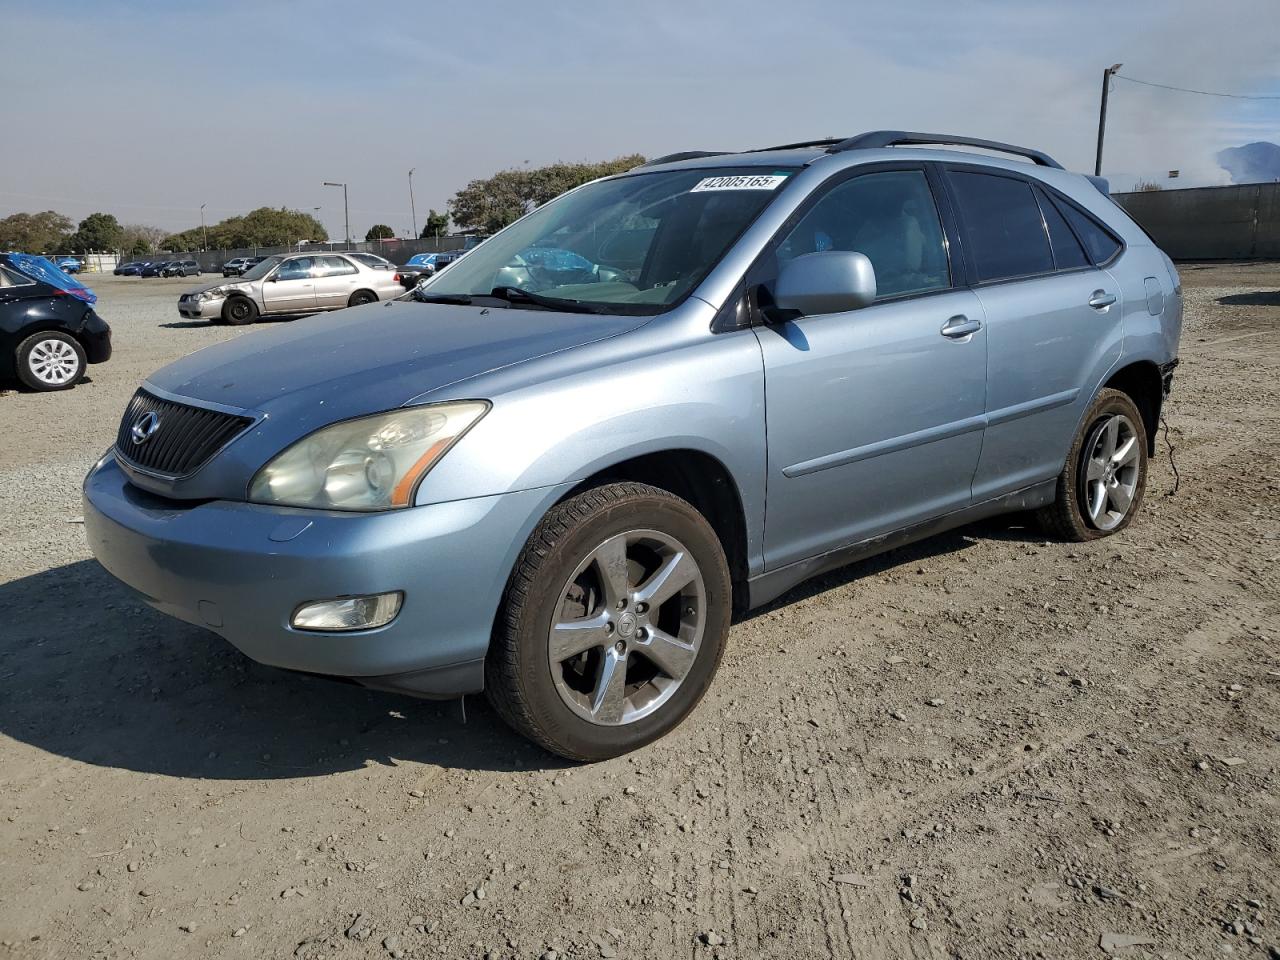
277, 257, 313, 281
779, 170, 950, 300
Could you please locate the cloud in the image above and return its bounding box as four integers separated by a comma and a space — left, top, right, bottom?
1, 0, 1277, 232
1216, 141, 1280, 183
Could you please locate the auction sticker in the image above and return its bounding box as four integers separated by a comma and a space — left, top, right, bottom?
691, 174, 788, 192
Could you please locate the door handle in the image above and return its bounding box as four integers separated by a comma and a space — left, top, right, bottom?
940, 315, 982, 339
1088, 290, 1117, 309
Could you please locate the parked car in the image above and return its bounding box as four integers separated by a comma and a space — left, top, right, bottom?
84, 131, 1181, 760
55, 257, 83, 274
176, 251, 404, 324
161, 259, 201, 278
1, 253, 111, 391
140, 261, 169, 278
114, 261, 142, 276
431, 249, 465, 272
222, 256, 262, 277
394, 252, 440, 289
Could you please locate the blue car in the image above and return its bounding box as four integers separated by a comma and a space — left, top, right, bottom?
83, 129, 1182, 760
55, 257, 83, 274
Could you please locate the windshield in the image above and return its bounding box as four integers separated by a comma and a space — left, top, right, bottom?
420, 166, 796, 314
239, 256, 283, 281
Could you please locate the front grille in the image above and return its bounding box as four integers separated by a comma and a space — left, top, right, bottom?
115, 389, 252, 477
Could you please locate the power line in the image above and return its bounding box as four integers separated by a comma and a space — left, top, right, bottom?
1115, 74, 1280, 101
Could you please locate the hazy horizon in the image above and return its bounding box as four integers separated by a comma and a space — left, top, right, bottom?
3, 0, 1277, 241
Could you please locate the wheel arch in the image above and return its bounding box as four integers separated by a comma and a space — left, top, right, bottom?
552, 448, 750, 611
1102, 360, 1163, 455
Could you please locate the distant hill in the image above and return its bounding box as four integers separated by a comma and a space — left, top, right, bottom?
1216, 141, 1280, 183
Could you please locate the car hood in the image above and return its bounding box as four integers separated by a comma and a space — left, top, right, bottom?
183, 278, 253, 297
149, 299, 650, 428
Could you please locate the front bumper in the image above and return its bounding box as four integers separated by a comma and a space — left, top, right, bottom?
178, 296, 225, 319
81, 311, 112, 363
83, 453, 568, 696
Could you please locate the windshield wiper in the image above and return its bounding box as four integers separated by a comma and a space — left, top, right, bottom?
489, 286, 605, 314
412, 291, 477, 305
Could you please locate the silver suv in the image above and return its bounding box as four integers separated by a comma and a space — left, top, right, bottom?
85, 131, 1181, 760
178, 252, 403, 324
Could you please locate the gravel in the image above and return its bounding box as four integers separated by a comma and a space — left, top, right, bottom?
1, 263, 1279, 957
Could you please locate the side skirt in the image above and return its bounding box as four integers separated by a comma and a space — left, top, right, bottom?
745, 479, 1057, 610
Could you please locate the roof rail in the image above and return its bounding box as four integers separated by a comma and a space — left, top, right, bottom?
827, 131, 1064, 169
636, 150, 729, 168
748, 138, 845, 153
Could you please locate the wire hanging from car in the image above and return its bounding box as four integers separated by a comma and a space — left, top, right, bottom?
1160, 415, 1181, 496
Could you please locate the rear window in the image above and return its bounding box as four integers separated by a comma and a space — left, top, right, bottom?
1053, 197, 1122, 265
949, 171, 1054, 282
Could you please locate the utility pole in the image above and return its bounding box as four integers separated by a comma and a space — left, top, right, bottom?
323, 181, 349, 245
1095, 63, 1123, 177
408, 168, 418, 239
200, 203, 207, 252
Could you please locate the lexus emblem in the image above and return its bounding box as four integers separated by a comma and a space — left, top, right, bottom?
130, 411, 161, 445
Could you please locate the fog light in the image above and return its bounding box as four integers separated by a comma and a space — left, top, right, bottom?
291, 592, 403, 632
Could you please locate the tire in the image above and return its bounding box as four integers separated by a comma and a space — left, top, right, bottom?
16, 331, 86, 391
1035, 388, 1148, 541
221, 296, 259, 326
486, 482, 732, 761
347, 289, 377, 307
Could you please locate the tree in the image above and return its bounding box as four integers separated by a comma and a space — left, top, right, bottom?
422, 208, 449, 239
0, 210, 74, 253
449, 155, 645, 233
1134, 179, 1164, 192
66, 212, 124, 253
120, 223, 168, 254
163, 207, 327, 251
365, 223, 394, 241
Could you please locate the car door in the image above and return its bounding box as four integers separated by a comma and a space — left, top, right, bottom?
311, 255, 360, 308
753, 165, 988, 570
261, 256, 318, 314
942, 167, 1124, 500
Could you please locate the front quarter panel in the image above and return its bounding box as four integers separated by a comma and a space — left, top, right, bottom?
411, 306, 769, 577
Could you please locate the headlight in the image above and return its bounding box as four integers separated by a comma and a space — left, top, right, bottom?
198, 287, 228, 301
248, 402, 489, 510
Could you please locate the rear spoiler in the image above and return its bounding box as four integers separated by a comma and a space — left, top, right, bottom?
1086, 175, 1110, 196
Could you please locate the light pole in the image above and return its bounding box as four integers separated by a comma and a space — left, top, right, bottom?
200, 203, 207, 252
408, 168, 418, 239
323, 181, 349, 245
313, 207, 325, 246
1094, 63, 1123, 177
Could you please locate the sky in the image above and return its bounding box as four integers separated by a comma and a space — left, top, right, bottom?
2, 0, 1278, 240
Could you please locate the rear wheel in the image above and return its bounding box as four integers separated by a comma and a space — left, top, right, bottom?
347, 289, 377, 307
16, 331, 86, 391
222, 296, 259, 326
1036, 388, 1148, 541
486, 482, 731, 761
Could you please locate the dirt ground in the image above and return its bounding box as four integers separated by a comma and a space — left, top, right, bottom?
0, 264, 1277, 960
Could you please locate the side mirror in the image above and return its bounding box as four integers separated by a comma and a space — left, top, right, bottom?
773, 251, 876, 316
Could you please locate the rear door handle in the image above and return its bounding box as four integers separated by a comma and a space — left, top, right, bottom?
1088, 290, 1117, 309
941, 315, 982, 339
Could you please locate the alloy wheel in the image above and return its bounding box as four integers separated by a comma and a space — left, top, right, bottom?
1080, 413, 1140, 531
28, 338, 81, 385
548, 529, 706, 726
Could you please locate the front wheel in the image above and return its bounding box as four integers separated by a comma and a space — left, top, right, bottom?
486, 482, 731, 761
1036, 388, 1148, 541
222, 296, 259, 326
16, 331, 86, 391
